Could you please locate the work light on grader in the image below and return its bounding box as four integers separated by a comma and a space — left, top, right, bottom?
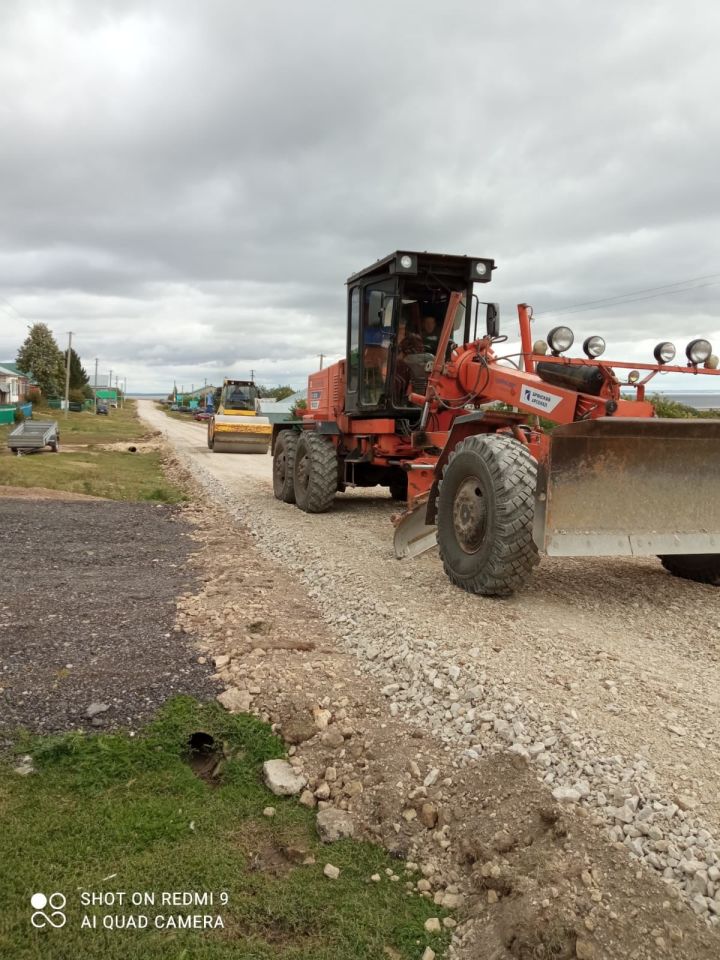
272, 251, 720, 596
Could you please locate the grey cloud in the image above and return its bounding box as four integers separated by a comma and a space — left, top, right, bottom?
1, 0, 719, 392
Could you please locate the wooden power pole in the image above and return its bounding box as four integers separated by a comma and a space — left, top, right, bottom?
63, 332, 73, 418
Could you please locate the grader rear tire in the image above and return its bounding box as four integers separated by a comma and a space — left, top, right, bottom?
293, 433, 337, 513
436, 433, 538, 597
273, 430, 299, 503
659, 554, 720, 586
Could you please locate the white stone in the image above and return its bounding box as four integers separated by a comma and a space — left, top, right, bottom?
553, 786, 581, 802
424, 767, 440, 787
262, 759, 307, 796
217, 687, 251, 713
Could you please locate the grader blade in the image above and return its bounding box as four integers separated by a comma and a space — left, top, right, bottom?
393, 502, 437, 559
535, 418, 720, 557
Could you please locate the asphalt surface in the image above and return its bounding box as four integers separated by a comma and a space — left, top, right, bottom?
0, 498, 218, 741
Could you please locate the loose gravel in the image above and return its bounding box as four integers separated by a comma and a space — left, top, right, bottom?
0, 496, 218, 740
141, 401, 720, 926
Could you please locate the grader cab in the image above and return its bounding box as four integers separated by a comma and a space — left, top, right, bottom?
272, 251, 720, 595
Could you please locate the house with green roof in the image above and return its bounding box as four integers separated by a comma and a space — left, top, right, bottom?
0, 363, 32, 404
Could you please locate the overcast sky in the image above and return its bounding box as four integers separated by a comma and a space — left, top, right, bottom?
1, 0, 719, 392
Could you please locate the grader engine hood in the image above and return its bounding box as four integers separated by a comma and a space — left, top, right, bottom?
535, 418, 720, 556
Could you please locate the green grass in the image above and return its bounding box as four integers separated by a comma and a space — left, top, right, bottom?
0, 698, 448, 960
0, 449, 185, 501
0, 400, 149, 449
0, 400, 185, 502
647, 394, 720, 418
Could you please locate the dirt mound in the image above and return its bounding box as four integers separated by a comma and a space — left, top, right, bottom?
174, 484, 720, 960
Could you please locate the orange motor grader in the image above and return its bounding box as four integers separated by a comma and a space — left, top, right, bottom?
272, 251, 720, 596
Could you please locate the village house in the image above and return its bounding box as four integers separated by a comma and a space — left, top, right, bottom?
0, 363, 31, 404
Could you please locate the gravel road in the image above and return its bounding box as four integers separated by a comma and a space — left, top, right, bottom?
141, 400, 720, 921
0, 495, 218, 740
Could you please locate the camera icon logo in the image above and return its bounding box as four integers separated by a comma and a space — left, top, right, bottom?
30, 892, 67, 929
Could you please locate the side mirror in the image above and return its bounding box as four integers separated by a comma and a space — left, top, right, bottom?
485, 303, 500, 338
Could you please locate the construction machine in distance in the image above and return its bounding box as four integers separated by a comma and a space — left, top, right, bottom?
271, 251, 720, 596
207, 379, 272, 454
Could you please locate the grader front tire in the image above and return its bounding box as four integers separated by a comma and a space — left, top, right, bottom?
436, 433, 538, 597
293, 433, 338, 513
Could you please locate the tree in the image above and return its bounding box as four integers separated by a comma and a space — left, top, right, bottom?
259, 385, 296, 400
16, 323, 64, 397
64, 348, 89, 390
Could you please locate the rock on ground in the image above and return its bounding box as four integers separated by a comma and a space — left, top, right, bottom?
262, 759, 307, 796
316, 808, 355, 843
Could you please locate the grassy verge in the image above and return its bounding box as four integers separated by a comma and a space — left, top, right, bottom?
0, 401, 148, 449
0, 698, 448, 960
0, 449, 184, 501
0, 400, 185, 502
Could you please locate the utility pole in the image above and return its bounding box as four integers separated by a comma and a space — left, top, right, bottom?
63, 332, 73, 418
318, 353, 325, 370
94, 358, 98, 414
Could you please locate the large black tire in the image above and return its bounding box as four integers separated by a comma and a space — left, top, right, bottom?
437, 433, 538, 597
273, 430, 299, 503
659, 555, 720, 586
293, 433, 337, 513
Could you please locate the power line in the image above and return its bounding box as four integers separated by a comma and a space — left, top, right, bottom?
542, 279, 720, 320
541, 271, 720, 320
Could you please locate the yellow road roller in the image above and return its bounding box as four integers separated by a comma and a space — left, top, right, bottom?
207, 379, 272, 454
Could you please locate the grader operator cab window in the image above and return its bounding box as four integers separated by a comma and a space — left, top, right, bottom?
392, 295, 467, 404
361, 287, 395, 405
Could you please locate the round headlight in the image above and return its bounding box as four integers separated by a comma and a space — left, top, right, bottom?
475, 261, 488, 277
653, 341, 676, 364
628, 370, 640, 384
686, 339, 712, 364
399, 255, 413, 269
547, 326, 574, 354
533, 339, 548, 355
705, 354, 719, 370
583, 335, 606, 358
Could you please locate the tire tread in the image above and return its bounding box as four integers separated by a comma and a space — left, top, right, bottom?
294, 433, 337, 513
437, 433, 538, 596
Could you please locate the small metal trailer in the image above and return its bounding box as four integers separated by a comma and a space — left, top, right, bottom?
7, 420, 60, 455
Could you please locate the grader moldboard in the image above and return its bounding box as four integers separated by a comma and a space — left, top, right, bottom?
207, 378, 272, 454
272, 251, 720, 596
